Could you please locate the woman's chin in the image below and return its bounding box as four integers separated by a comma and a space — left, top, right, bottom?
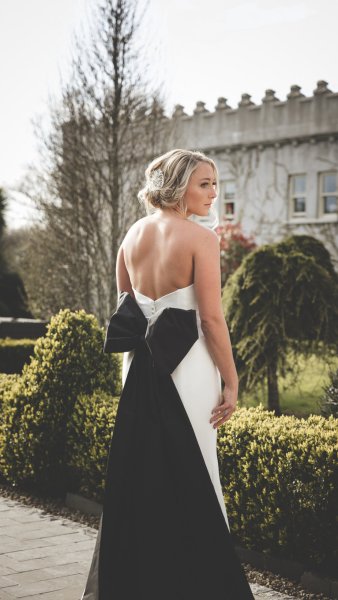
188, 206, 212, 218
194, 207, 211, 217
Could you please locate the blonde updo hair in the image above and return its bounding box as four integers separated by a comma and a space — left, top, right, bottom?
137, 148, 219, 215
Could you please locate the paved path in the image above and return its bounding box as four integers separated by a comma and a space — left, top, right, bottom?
0, 496, 297, 599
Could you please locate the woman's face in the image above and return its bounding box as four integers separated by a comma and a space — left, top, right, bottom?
183, 161, 217, 218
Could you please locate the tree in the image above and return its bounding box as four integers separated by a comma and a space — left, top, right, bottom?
0, 188, 32, 318
223, 235, 338, 415
20, 0, 167, 323
3, 224, 64, 319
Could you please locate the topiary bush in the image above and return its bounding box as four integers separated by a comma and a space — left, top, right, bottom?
0, 308, 122, 496
218, 405, 338, 574
0, 373, 19, 481
66, 391, 119, 503
0, 373, 19, 407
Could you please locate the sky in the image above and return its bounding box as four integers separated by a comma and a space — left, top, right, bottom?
1, 0, 338, 229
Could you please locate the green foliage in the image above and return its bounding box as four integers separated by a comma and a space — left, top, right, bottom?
218, 405, 338, 573
223, 235, 338, 398
0, 338, 36, 374
320, 368, 338, 418
0, 309, 122, 495
0, 373, 20, 483
0, 374, 19, 413
66, 391, 119, 502
278, 236, 338, 346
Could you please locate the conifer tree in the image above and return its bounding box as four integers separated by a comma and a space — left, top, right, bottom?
223, 235, 338, 415
0, 187, 32, 317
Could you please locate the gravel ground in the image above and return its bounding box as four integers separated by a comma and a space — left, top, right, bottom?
0, 481, 332, 600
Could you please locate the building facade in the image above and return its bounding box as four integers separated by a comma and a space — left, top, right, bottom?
168, 80, 338, 263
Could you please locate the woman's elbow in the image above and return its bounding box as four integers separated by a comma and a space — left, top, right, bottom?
200, 314, 224, 336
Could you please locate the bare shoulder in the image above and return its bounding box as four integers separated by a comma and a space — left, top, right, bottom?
187, 221, 219, 249
122, 215, 152, 242
122, 215, 218, 251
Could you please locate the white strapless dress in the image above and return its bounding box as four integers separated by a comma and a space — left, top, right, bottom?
122, 283, 230, 531
81, 282, 256, 599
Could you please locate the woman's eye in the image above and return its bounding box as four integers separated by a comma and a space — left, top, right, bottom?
201, 182, 217, 188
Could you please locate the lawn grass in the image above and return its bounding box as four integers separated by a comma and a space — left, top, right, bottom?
238, 352, 338, 418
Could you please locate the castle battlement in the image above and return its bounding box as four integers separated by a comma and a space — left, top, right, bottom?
170, 80, 338, 151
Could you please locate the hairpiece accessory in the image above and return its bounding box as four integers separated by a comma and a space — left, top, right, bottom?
148, 168, 164, 192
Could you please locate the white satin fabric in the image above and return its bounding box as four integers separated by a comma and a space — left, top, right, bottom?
122, 284, 230, 530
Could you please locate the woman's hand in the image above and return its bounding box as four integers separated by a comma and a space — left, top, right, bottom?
209, 385, 237, 429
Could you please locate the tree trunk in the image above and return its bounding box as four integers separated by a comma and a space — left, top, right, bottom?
267, 355, 281, 416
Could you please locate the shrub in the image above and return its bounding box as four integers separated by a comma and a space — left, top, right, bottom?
0, 338, 36, 373
214, 220, 256, 286
320, 368, 338, 418
222, 235, 338, 415
218, 405, 338, 573
0, 308, 122, 495
66, 391, 119, 503
0, 373, 19, 427
64, 393, 337, 574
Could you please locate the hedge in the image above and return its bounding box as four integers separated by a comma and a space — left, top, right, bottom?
0, 309, 122, 495
65, 393, 338, 574
66, 391, 119, 502
0, 338, 36, 373
217, 405, 337, 574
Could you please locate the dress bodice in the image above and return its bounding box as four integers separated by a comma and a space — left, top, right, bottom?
132, 283, 203, 336
132, 284, 196, 316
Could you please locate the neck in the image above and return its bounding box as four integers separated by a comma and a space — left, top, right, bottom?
159, 207, 189, 220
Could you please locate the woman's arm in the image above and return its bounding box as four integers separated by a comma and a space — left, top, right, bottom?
193, 228, 238, 427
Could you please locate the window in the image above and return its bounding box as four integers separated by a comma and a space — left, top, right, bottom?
222, 180, 236, 220
319, 172, 338, 216
289, 174, 306, 217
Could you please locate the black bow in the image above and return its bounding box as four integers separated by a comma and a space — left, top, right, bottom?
103, 291, 199, 374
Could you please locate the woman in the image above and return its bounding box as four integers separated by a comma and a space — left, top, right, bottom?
81, 149, 254, 599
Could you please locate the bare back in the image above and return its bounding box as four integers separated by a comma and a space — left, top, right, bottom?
122, 212, 199, 300
116, 208, 224, 331
117, 209, 237, 397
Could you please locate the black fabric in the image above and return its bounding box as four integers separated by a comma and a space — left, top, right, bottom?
82, 291, 254, 599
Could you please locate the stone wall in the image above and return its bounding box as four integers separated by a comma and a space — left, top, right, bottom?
166, 80, 338, 265
169, 80, 338, 150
